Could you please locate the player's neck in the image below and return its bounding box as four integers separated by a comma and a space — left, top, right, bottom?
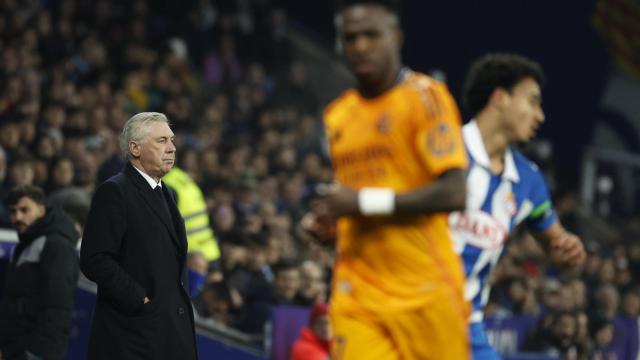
476, 112, 509, 171
358, 65, 403, 99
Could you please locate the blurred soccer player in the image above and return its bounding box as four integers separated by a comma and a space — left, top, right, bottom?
451, 53, 586, 359
307, 0, 471, 358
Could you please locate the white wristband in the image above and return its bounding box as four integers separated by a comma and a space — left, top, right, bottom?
358, 188, 395, 215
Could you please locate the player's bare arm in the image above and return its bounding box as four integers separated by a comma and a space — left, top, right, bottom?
310, 168, 465, 220
395, 168, 466, 214
533, 222, 586, 269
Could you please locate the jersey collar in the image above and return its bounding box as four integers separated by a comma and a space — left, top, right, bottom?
463, 120, 520, 183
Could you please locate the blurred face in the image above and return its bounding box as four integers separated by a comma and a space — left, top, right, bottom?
187, 253, 208, 276
0, 123, 20, 148
599, 259, 616, 284
575, 312, 588, 342
52, 159, 74, 187
558, 286, 576, 311
9, 196, 45, 233
542, 289, 561, 311
131, 121, 176, 181
202, 289, 231, 325
274, 268, 301, 300
213, 205, 235, 231
570, 280, 587, 309
301, 262, 325, 300
500, 77, 545, 143
595, 324, 614, 348
10, 163, 34, 186
37, 136, 56, 159
337, 5, 402, 90
597, 287, 620, 318
509, 281, 526, 303
247, 246, 267, 270
552, 314, 576, 349
622, 292, 640, 318
32, 160, 48, 186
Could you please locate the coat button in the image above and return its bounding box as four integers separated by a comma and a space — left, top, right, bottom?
178, 307, 185, 315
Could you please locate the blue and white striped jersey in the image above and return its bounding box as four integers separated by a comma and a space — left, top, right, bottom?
450, 120, 556, 323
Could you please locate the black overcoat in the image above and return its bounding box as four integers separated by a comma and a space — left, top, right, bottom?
80, 163, 197, 360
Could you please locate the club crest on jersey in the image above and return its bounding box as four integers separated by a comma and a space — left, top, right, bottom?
376, 113, 390, 133
427, 122, 455, 157
449, 210, 508, 250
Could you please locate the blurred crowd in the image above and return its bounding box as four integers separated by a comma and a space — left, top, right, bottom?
0, 0, 332, 336
0, 0, 638, 359
485, 190, 640, 359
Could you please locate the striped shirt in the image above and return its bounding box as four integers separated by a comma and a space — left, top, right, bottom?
450, 120, 556, 322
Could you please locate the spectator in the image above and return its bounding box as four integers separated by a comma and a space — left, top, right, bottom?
589, 315, 616, 360
0, 185, 79, 360
297, 260, 327, 306
575, 311, 590, 360
272, 260, 303, 306
187, 251, 209, 298
290, 302, 330, 360
7, 153, 35, 188
195, 282, 234, 327
46, 156, 75, 193
235, 259, 303, 334
524, 311, 579, 360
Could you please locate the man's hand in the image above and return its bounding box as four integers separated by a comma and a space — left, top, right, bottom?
311, 184, 359, 219
144, 296, 150, 304
299, 212, 336, 246
549, 232, 586, 268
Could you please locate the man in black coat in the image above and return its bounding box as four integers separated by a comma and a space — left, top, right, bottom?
80, 112, 197, 360
0, 185, 79, 360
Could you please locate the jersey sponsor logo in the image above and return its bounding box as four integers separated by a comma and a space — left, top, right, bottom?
449, 210, 508, 250
332, 145, 392, 170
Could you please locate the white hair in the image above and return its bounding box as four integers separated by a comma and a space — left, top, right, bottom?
119, 112, 169, 160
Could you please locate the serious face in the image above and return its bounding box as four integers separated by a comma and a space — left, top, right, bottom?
9, 196, 45, 234
501, 77, 545, 143
336, 4, 402, 88
132, 121, 176, 181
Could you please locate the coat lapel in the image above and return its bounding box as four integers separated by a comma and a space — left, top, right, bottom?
124, 164, 181, 249
161, 185, 188, 257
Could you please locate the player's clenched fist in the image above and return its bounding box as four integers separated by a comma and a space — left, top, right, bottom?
549, 232, 586, 268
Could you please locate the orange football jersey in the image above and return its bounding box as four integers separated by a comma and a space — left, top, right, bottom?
324, 69, 468, 315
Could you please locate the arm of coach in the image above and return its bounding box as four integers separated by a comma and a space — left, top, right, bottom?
80, 180, 146, 315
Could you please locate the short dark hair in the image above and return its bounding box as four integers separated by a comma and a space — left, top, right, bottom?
336, 0, 400, 15
7, 185, 46, 206
272, 259, 300, 275
463, 53, 545, 116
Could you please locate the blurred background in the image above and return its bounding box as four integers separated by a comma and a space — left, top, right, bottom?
0, 0, 639, 359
